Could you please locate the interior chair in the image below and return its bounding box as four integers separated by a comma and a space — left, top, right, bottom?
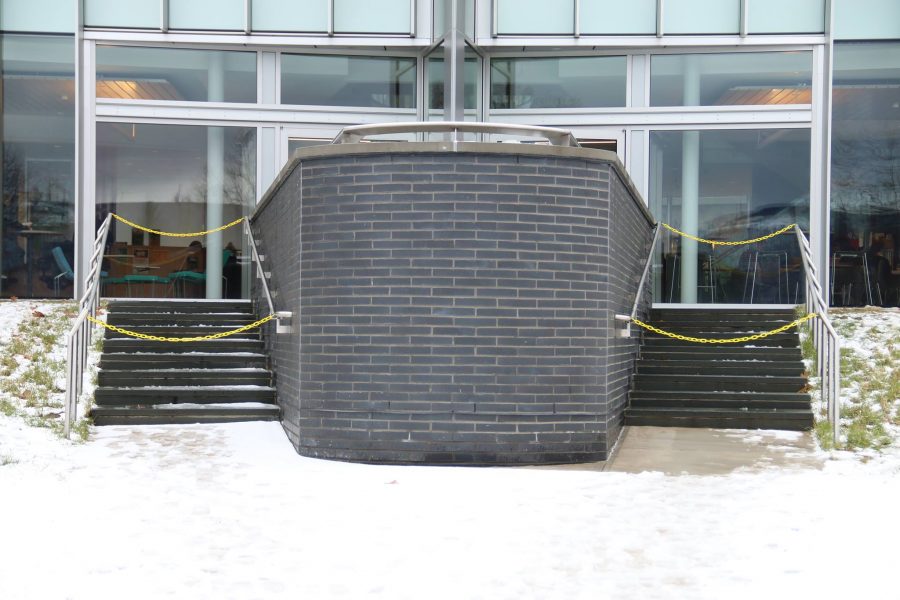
51, 246, 75, 296
169, 248, 232, 298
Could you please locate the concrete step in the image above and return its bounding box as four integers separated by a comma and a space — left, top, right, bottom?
624, 406, 814, 430
639, 347, 803, 360
98, 368, 271, 387
106, 313, 257, 326
637, 361, 805, 376
94, 385, 276, 406
641, 333, 799, 348
100, 352, 268, 370
633, 373, 807, 393
628, 395, 811, 410
102, 338, 264, 353
101, 325, 261, 339
90, 402, 280, 426
106, 300, 253, 314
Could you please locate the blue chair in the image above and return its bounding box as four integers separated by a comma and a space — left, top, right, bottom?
51, 247, 74, 296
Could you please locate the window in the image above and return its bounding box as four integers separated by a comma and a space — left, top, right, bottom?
333, 0, 412, 34
1, 34, 75, 298
748, 0, 825, 34
251, 0, 328, 32
281, 54, 416, 109
651, 52, 813, 107
580, 0, 656, 35
663, 0, 740, 35
84, 0, 160, 29
95, 123, 257, 299
168, 0, 244, 30
96, 46, 257, 103
495, 0, 574, 35
833, 0, 900, 41
650, 129, 811, 304
490, 56, 626, 109
830, 42, 900, 307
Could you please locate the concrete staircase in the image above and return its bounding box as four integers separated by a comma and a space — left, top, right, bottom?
91, 299, 279, 425
625, 307, 814, 430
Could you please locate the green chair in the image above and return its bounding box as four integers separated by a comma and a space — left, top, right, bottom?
124, 274, 171, 297
169, 249, 233, 298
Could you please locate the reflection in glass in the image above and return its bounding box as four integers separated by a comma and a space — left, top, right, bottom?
281, 54, 416, 108
1, 34, 75, 298
490, 56, 626, 109
427, 56, 479, 111
651, 52, 812, 107
650, 129, 810, 304
333, 0, 411, 34
830, 42, 900, 307
96, 46, 257, 103
95, 124, 256, 299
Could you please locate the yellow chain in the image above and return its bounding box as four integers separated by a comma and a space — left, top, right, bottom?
87, 314, 274, 342
660, 222, 796, 247
110, 214, 245, 238
630, 313, 818, 344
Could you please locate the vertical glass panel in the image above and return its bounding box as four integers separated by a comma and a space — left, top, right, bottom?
650, 52, 813, 107
0, 0, 75, 33
281, 54, 416, 108
581, 0, 656, 35
748, 0, 825, 34
252, 0, 328, 32
96, 46, 257, 103
85, 0, 161, 29
834, 0, 900, 40
427, 57, 479, 111
496, 0, 574, 35
169, 0, 244, 31
830, 42, 900, 307
95, 124, 257, 299
649, 129, 810, 304
334, 0, 412, 34
490, 56, 626, 109
433, 0, 475, 39
1, 34, 75, 299
664, 0, 740, 35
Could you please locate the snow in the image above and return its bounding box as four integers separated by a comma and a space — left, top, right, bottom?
2, 303, 900, 599
1, 418, 899, 600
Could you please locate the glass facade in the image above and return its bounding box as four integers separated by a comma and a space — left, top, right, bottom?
830, 42, 900, 307
281, 54, 416, 109
1, 34, 75, 299
651, 52, 813, 107
490, 56, 626, 109
0, 1, 895, 307
650, 129, 810, 304
95, 123, 256, 299
96, 46, 257, 103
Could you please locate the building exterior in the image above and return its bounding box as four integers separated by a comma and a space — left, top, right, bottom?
1, 0, 899, 307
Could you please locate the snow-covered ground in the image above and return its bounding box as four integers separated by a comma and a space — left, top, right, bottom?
1, 302, 899, 599
1, 419, 899, 600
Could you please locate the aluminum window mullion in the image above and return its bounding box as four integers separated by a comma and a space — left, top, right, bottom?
740, 0, 749, 37
161, 0, 169, 32
574, 0, 580, 38
656, 0, 663, 37
244, 0, 252, 34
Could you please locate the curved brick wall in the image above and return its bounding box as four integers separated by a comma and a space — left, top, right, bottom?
252, 143, 654, 464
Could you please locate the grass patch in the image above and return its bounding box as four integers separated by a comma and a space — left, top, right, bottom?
0, 454, 17, 467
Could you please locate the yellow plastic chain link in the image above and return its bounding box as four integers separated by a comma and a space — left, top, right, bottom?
87, 314, 274, 342
630, 313, 818, 344
660, 222, 796, 247
110, 213, 245, 238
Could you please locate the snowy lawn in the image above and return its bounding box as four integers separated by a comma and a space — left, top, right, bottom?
1, 302, 899, 599
1, 419, 899, 600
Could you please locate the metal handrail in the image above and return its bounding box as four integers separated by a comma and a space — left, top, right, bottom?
244, 220, 292, 334
64, 213, 112, 438
332, 121, 581, 147
794, 225, 841, 445
616, 224, 661, 337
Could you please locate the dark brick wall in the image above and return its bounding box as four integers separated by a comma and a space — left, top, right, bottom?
252, 145, 654, 464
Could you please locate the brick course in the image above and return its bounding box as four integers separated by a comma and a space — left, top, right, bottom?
252, 145, 654, 464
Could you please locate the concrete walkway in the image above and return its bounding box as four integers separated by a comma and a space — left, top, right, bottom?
546, 426, 824, 475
